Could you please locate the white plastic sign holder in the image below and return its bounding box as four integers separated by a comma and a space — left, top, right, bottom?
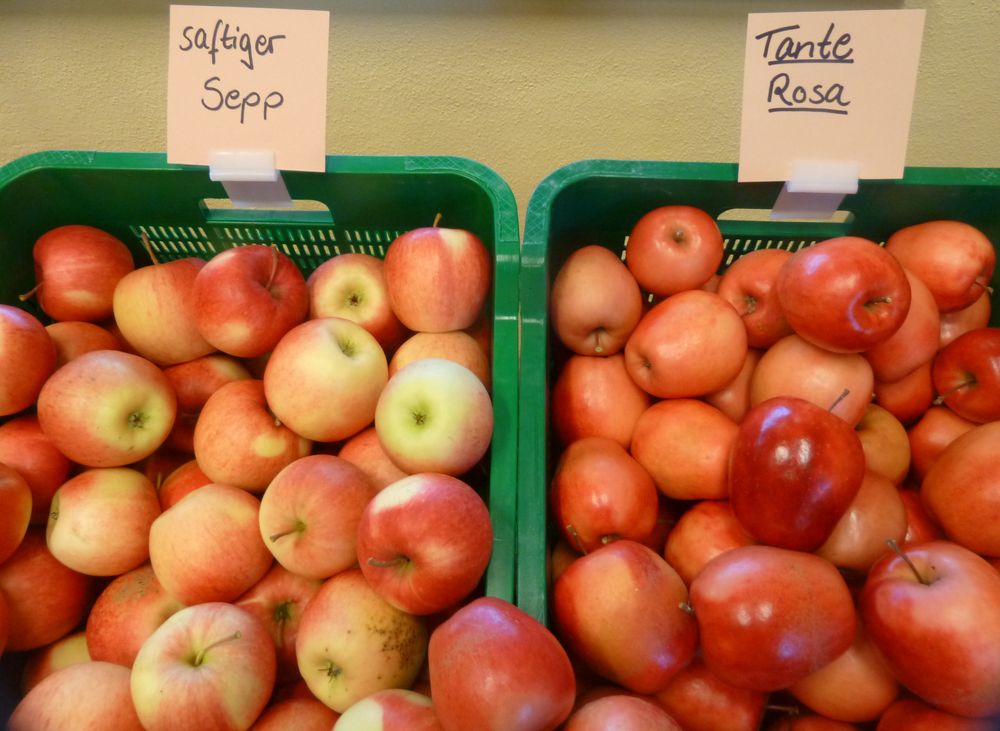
208, 150, 293, 209
770, 160, 859, 220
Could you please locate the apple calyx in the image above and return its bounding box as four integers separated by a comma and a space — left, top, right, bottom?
191, 631, 242, 666
671, 227, 686, 245
127, 410, 148, 429
741, 294, 758, 317
320, 660, 343, 681
367, 555, 410, 570
678, 601, 695, 616
17, 282, 42, 302
269, 520, 306, 543
886, 538, 932, 586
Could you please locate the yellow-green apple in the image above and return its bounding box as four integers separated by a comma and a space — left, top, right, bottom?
112, 257, 215, 365
429, 596, 575, 731
264, 317, 388, 443
46, 467, 160, 576
630, 398, 737, 500
751, 334, 874, 426
0, 463, 31, 564
193, 244, 309, 358
251, 697, 340, 730
236, 563, 322, 683
551, 436, 658, 553
0, 529, 94, 652
357, 472, 492, 615
374, 358, 492, 476
874, 360, 934, 425
259, 454, 378, 579
864, 268, 939, 382
552, 353, 650, 448
860, 540, 1000, 718
921, 421, 1000, 556
625, 205, 723, 296
550, 244, 643, 356
333, 689, 442, 731
932, 327, 1000, 423
907, 405, 976, 481
163, 353, 252, 453
389, 330, 490, 389
653, 655, 767, 731
940, 290, 991, 348
308, 252, 407, 352
855, 404, 911, 485
717, 247, 794, 348
46, 320, 122, 367
10, 660, 143, 731
563, 694, 682, 730
85, 564, 185, 668
36, 349, 177, 468
21, 630, 91, 692
899, 487, 945, 545
338, 426, 408, 491
689, 545, 856, 692
662, 500, 755, 586
730, 397, 866, 551
130, 602, 277, 731
193, 379, 311, 492
157, 459, 212, 509
789, 623, 899, 723
876, 698, 999, 731
885, 219, 995, 312
816, 471, 907, 572
0, 415, 70, 524
295, 568, 427, 712
553, 540, 697, 694
625, 290, 747, 397
28, 225, 135, 322
704, 347, 763, 422
383, 225, 491, 333
149, 483, 273, 604
0, 304, 57, 416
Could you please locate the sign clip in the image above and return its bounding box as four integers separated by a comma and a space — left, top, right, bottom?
771, 160, 859, 221
208, 150, 293, 210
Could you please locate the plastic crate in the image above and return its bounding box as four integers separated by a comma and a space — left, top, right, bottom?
517, 158, 1000, 623
0, 151, 519, 714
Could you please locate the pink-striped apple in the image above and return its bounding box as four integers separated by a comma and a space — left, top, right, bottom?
21, 630, 91, 692
334, 689, 443, 731
252, 697, 340, 730
0, 304, 57, 416
0, 415, 70, 524
388, 330, 490, 389
46, 320, 122, 366
157, 459, 212, 510
564, 695, 682, 731
163, 353, 252, 453
337, 426, 408, 491
0, 462, 31, 564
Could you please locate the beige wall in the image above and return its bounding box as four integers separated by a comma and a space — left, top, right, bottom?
1, 0, 998, 221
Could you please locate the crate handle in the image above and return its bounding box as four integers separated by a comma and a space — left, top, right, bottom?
718, 207, 854, 225
199, 197, 334, 224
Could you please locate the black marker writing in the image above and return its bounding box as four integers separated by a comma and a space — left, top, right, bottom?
201, 76, 284, 124
179, 20, 286, 71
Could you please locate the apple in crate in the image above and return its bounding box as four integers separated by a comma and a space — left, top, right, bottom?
131, 602, 276, 731
716, 247, 793, 349
0, 304, 57, 417
0, 415, 71, 525
625, 204, 724, 296
663, 499, 756, 586
563, 695, 682, 731
940, 290, 991, 347
654, 656, 767, 731
864, 268, 940, 383
45, 320, 122, 366
253, 697, 340, 730
932, 327, 1000, 423
163, 353, 252, 452
337, 426, 408, 491
389, 330, 491, 389
334, 689, 442, 731
0, 462, 31, 564
21, 631, 91, 692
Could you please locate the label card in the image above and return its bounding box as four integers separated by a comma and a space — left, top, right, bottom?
738, 9, 925, 183
167, 5, 330, 172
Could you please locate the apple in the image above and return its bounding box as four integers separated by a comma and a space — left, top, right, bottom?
295, 568, 428, 713
931, 327, 1000, 423
767, 715, 862, 730
551, 436, 658, 553
885, 219, 995, 312
251, 697, 340, 731
907, 405, 977, 481
357, 472, 493, 615
729, 396, 866, 552
0, 588, 7, 657
717, 247, 794, 348
625, 204, 724, 296
383, 224, 491, 333
428, 596, 576, 731
553, 540, 697, 693
46, 320, 122, 366
629, 398, 737, 500
855, 403, 911, 485
899, 487, 945, 545
549, 538, 580, 584
375, 358, 492, 476
112, 257, 215, 365
876, 698, 999, 730
653, 655, 767, 731
940, 290, 991, 348
662, 500, 755, 586
0, 304, 57, 416
193, 244, 309, 358
864, 268, 940, 382
704, 347, 763, 422
149, 483, 273, 605
258, 454, 378, 579
157, 459, 212, 509
308, 252, 407, 352
0, 462, 31, 564
264, 317, 388, 443
0, 415, 70, 524
552, 353, 650, 448
131, 602, 276, 731
46, 467, 161, 576
689, 545, 856, 692
333, 689, 442, 731
10, 660, 143, 730
193, 379, 312, 492
873, 360, 935, 425
860, 540, 1000, 718
27, 225, 135, 322
624, 289, 747, 398
563, 694, 682, 730
337, 426, 409, 490
163, 353, 252, 453
36, 349, 177, 468
550, 244, 644, 356
388, 330, 490, 389
21, 630, 91, 693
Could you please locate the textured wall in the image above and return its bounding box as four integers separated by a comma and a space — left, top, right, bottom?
1, 0, 998, 220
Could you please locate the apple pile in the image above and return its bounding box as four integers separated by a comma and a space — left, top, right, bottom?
547, 204, 1000, 729
0, 221, 576, 731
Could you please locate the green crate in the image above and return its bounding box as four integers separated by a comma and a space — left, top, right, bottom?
517, 159, 1000, 624
0, 150, 518, 638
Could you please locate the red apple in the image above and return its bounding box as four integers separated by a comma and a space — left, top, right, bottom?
663, 499, 756, 586
550, 244, 643, 356
0, 304, 57, 416
21, 630, 91, 692
157, 459, 212, 509
0, 415, 70, 524
704, 347, 763, 422
907, 405, 977, 481
333, 689, 442, 731
163, 353, 252, 452
931, 327, 1000, 423
0, 462, 31, 564
252, 697, 340, 731
874, 360, 935, 424
940, 290, 991, 348
563, 694, 682, 730
876, 698, 999, 731
717, 247, 794, 348
389, 330, 490, 389
337, 426, 408, 491
899, 487, 945, 545
46, 320, 122, 366
428, 596, 576, 731
653, 655, 767, 731
625, 205, 723, 296
864, 268, 940, 382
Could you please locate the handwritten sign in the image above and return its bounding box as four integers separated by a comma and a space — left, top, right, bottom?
167, 5, 330, 172
738, 9, 925, 183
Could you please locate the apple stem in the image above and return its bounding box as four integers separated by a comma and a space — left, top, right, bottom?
264, 245, 280, 290
269, 520, 305, 543
565, 524, 588, 555
828, 388, 850, 413
678, 601, 695, 616
141, 231, 160, 265
866, 295, 893, 307
432, 212, 442, 228
367, 556, 408, 569
193, 631, 242, 666
933, 378, 976, 405
886, 538, 931, 586
766, 703, 801, 716
17, 282, 41, 302
592, 328, 605, 355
